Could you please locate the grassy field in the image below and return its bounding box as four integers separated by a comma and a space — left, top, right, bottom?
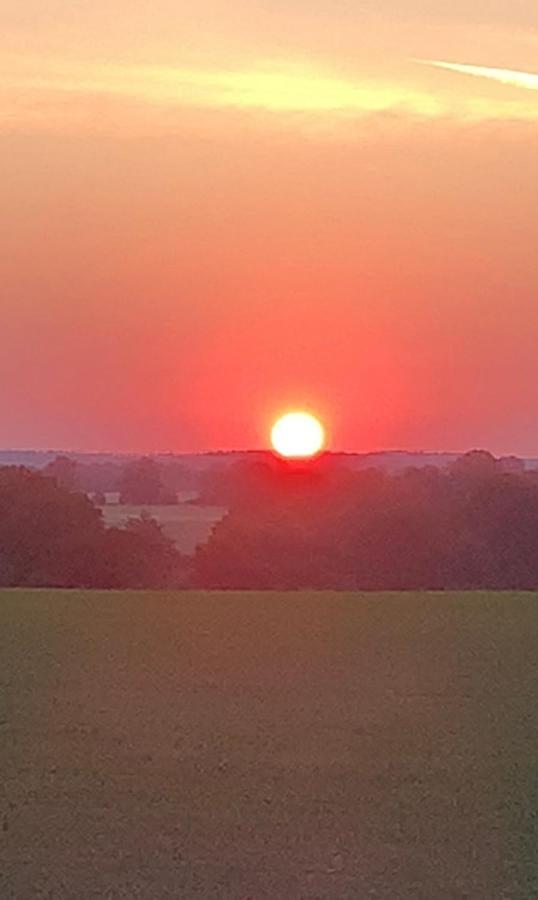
101, 502, 227, 555
2, 590, 538, 898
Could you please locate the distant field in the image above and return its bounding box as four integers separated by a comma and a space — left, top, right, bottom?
2, 590, 538, 898
101, 502, 227, 554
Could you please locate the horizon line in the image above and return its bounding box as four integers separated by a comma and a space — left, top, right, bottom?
0, 446, 532, 460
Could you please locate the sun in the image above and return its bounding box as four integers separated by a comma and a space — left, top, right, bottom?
271, 411, 326, 459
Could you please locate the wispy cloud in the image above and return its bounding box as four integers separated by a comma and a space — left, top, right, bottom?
419, 60, 538, 91
2, 55, 538, 135
2, 57, 442, 116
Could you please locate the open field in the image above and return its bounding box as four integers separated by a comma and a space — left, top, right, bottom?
2, 590, 538, 898
101, 503, 227, 555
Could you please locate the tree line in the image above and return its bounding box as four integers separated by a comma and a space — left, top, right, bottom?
0, 466, 185, 588
194, 451, 538, 590
42, 454, 193, 503
3, 451, 538, 590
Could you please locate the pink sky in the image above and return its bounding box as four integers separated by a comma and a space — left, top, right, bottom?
2, 1, 538, 454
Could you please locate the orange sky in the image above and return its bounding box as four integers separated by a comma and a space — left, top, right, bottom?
2, 1, 538, 454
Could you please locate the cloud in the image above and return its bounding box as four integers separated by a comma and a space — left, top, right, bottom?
2, 57, 443, 116
419, 60, 538, 91
2, 54, 538, 136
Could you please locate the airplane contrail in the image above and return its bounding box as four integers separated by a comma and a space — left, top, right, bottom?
417, 60, 538, 91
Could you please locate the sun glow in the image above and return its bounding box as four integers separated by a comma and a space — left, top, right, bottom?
271, 412, 326, 459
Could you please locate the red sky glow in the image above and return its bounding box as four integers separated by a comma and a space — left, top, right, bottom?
2, 1, 538, 455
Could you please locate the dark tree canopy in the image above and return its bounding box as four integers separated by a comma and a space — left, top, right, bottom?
119, 457, 177, 505
0, 467, 102, 587
42, 455, 80, 491
0, 467, 185, 588
195, 454, 538, 590
3, 451, 538, 591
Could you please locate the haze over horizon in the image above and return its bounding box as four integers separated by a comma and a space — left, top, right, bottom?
2, 1, 538, 456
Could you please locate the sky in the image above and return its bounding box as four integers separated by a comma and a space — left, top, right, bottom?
2, 1, 538, 455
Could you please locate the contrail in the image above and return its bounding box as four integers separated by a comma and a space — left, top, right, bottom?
417, 60, 538, 91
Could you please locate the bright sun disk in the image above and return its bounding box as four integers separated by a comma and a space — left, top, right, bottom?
271, 412, 326, 459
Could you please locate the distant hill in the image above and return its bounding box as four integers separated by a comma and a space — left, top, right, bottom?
0, 448, 534, 472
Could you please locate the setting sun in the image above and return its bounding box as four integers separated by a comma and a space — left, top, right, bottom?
271, 412, 326, 459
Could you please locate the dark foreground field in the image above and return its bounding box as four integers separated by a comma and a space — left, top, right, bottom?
2, 591, 538, 899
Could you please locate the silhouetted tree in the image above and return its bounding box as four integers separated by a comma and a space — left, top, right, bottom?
119, 457, 176, 505
42, 455, 79, 491
0, 467, 186, 588
76, 461, 123, 494
450, 450, 498, 480
498, 455, 525, 474
96, 513, 186, 588
0, 466, 102, 586
194, 453, 538, 591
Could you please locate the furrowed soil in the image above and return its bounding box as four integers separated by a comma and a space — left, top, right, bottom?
1, 590, 538, 898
